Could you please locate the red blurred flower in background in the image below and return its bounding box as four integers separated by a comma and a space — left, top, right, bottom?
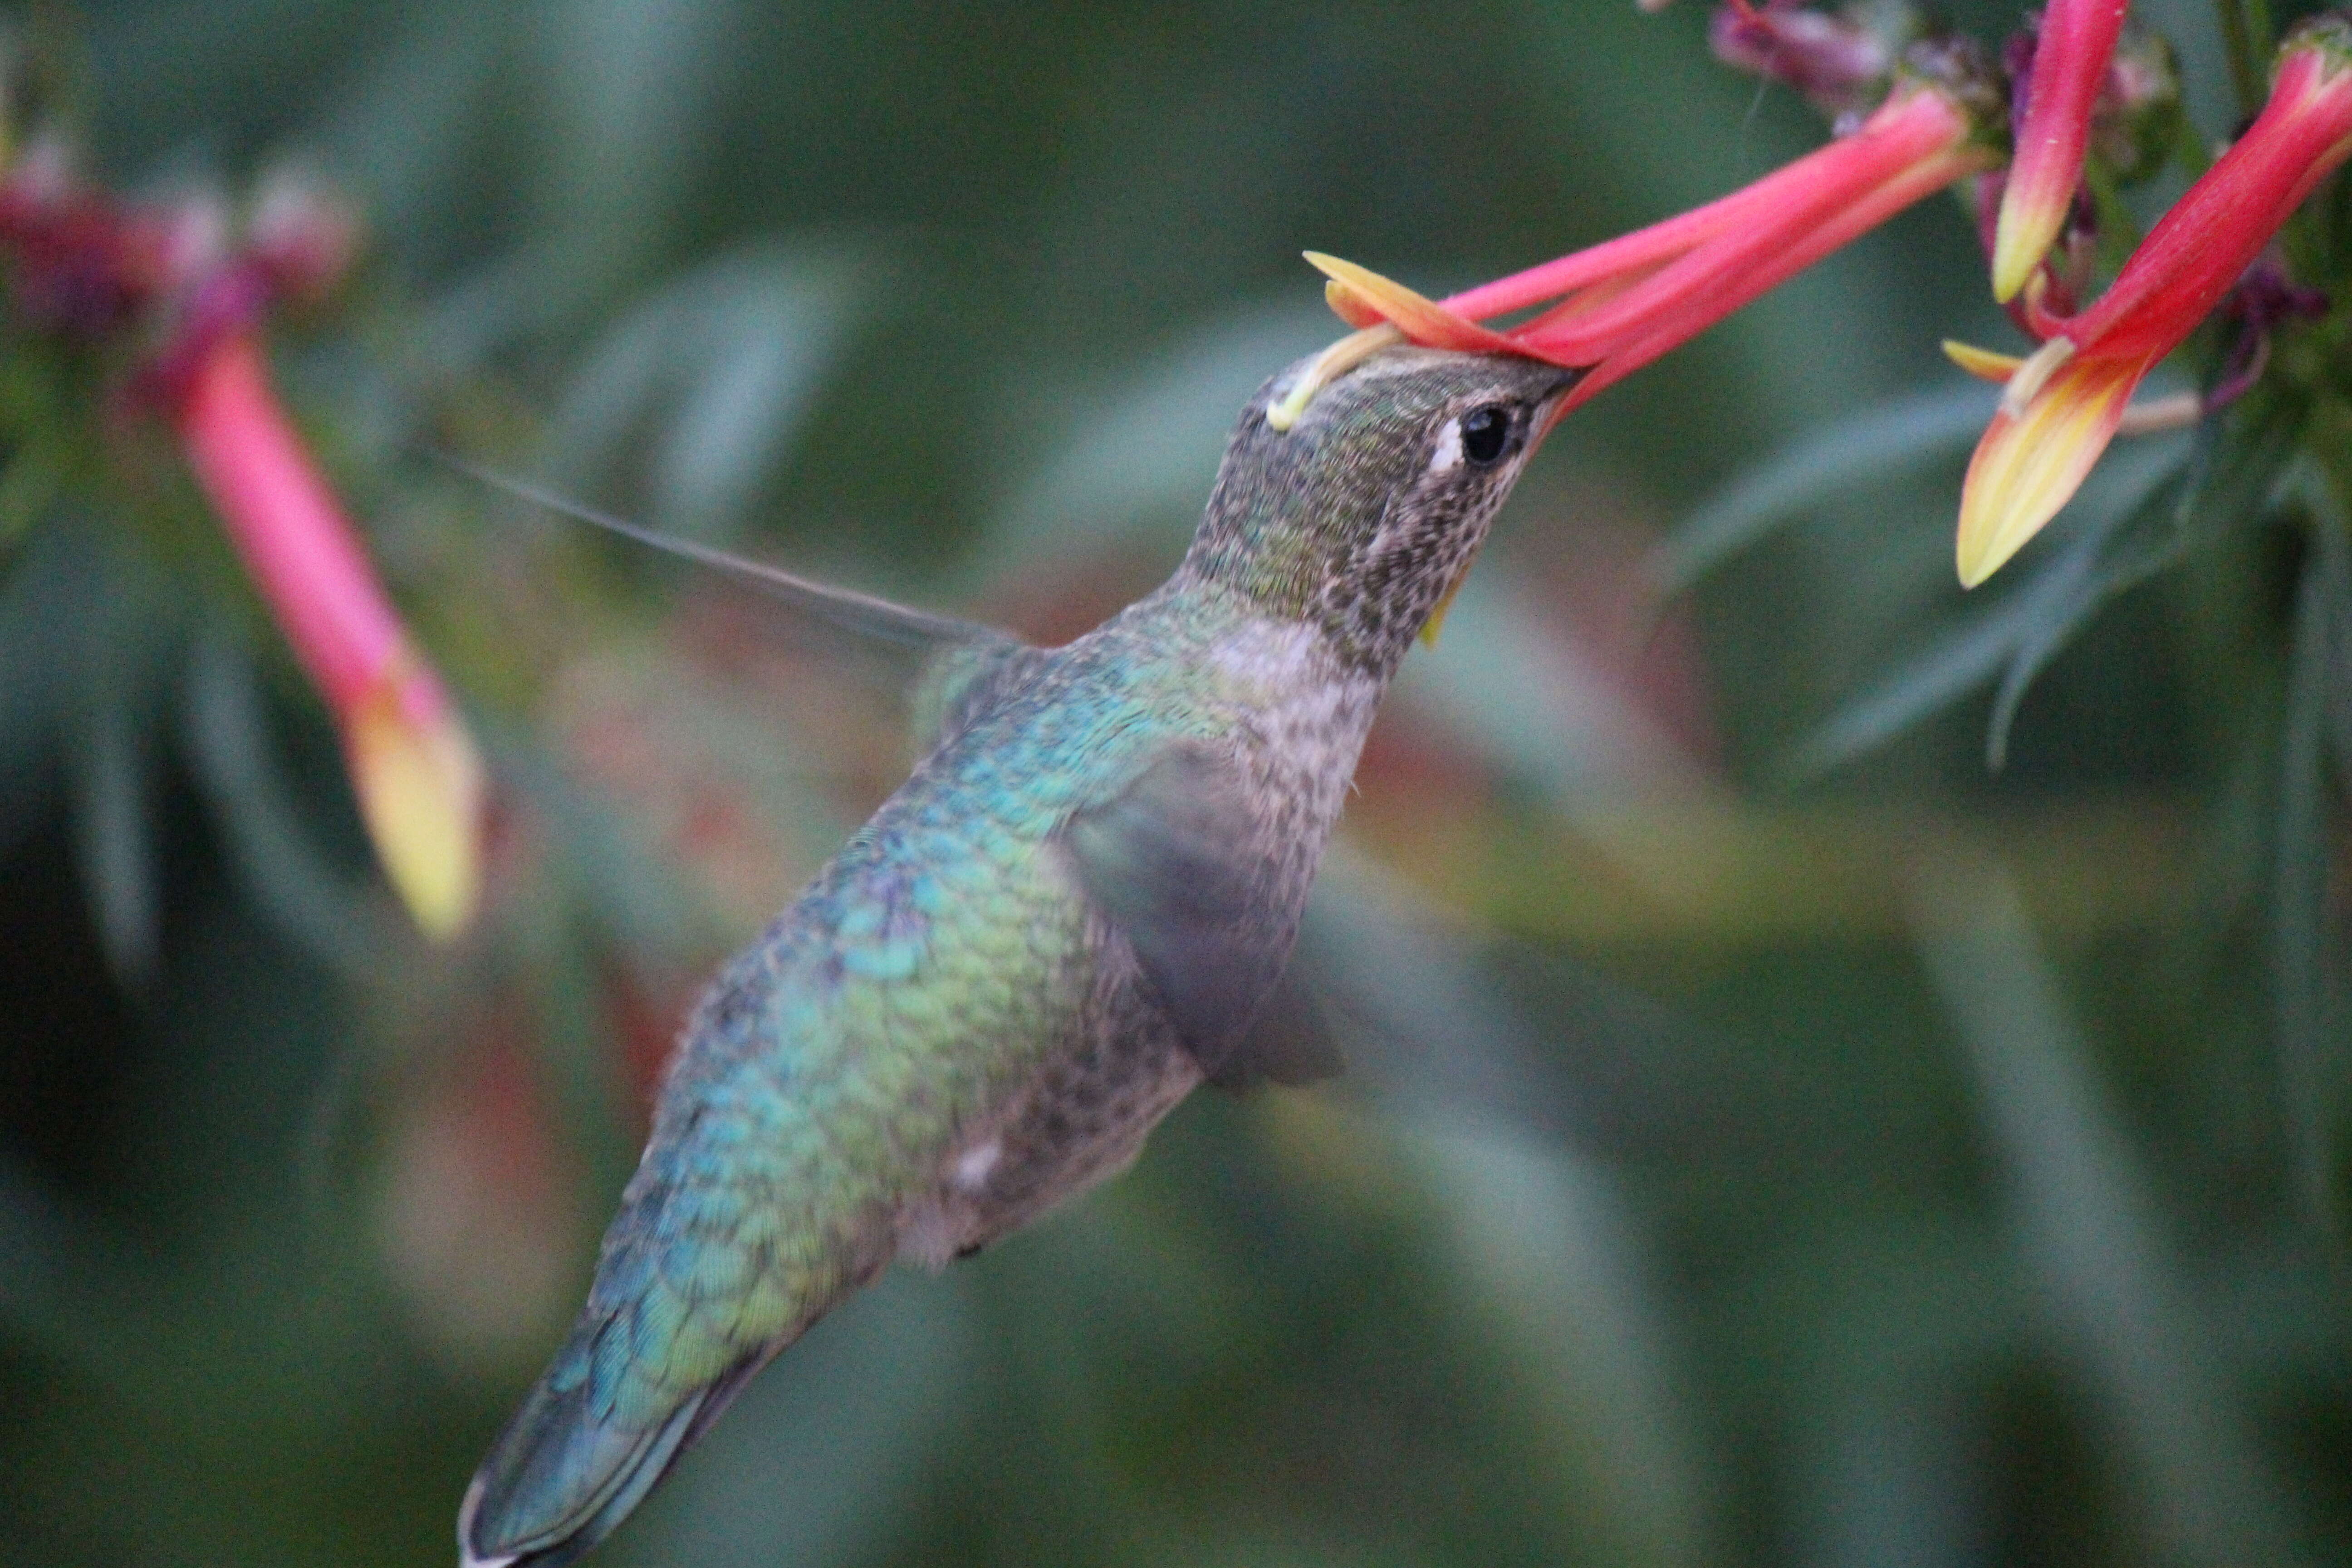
172, 327, 485, 938
0, 156, 486, 938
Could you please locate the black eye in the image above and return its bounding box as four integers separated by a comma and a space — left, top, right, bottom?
1460, 405, 1515, 466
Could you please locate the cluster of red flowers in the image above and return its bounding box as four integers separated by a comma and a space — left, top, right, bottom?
1298, 0, 2352, 589
0, 151, 483, 940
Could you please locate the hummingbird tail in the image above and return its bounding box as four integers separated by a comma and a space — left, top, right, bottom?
457, 1345, 773, 1568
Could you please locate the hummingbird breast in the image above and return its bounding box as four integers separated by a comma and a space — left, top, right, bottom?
893, 604, 1384, 1265
892, 936, 1202, 1268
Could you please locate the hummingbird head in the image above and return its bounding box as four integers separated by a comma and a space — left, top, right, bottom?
1181, 345, 1576, 672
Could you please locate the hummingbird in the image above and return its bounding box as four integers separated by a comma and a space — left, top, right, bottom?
458, 341, 1576, 1568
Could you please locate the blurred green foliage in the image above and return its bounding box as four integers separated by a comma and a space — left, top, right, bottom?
1, 1, 2348, 1566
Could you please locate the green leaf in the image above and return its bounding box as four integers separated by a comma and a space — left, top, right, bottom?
64, 529, 179, 986
1916, 870, 2309, 1568
1648, 384, 1996, 596
0, 521, 77, 862
1991, 395, 2307, 765
1785, 437, 2178, 779
546, 244, 872, 545
70, 695, 157, 985
181, 633, 383, 976
1788, 576, 2057, 780
2283, 477, 2352, 1249
1792, 392, 2305, 779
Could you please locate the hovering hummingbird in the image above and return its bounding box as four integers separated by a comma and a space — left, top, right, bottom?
459, 341, 1576, 1567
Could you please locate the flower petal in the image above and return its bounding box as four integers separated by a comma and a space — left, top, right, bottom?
2053, 25, 2352, 358
1955, 352, 2152, 587
1537, 145, 1990, 411
1323, 279, 1389, 330
1301, 252, 1524, 355
1437, 79, 1971, 323
177, 333, 402, 702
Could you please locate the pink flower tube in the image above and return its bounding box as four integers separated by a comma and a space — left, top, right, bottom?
1269, 68, 1998, 430
1991, 0, 2131, 303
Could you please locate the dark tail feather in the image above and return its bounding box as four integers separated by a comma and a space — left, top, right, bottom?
458, 1349, 774, 1568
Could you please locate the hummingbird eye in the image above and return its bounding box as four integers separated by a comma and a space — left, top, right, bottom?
1459, 405, 1516, 467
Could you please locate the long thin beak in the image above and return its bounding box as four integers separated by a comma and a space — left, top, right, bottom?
1534, 367, 1585, 438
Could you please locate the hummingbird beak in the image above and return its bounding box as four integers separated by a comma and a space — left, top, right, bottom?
1532, 370, 1583, 440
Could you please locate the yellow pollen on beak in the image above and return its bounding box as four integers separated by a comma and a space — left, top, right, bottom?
1267, 323, 1405, 432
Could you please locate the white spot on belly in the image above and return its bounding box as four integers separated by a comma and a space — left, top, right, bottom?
953, 1139, 1002, 1191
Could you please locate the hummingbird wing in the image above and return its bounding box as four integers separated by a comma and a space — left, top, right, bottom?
447, 459, 1011, 652
1065, 743, 1337, 1087
454, 458, 1040, 773
1217, 964, 1348, 1088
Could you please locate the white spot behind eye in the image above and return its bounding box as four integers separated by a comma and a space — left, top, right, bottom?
1427, 417, 1464, 475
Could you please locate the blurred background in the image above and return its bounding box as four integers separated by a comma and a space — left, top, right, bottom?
3, 0, 2347, 1563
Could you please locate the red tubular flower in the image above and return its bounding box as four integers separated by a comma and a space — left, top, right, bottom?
1269, 63, 1998, 430
1953, 20, 2352, 586
176, 329, 486, 938
1991, 0, 2130, 304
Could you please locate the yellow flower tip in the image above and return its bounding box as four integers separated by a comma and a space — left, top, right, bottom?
1988, 199, 2063, 305
1954, 353, 2147, 588
1302, 252, 1440, 334
1942, 338, 2025, 383
1274, 250, 1522, 431
346, 675, 487, 941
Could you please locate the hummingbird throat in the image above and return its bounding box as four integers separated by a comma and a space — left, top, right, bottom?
1418, 557, 1475, 647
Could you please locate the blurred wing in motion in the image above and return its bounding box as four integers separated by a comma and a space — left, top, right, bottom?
1065, 742, 1322, 1087
444, 457, 1014, 654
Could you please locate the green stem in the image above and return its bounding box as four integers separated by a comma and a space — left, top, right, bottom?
2218, 0, 2277, 118
2082, 163, 2142, 274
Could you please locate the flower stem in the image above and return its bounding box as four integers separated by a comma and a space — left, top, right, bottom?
2220, 0, 2279, 118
